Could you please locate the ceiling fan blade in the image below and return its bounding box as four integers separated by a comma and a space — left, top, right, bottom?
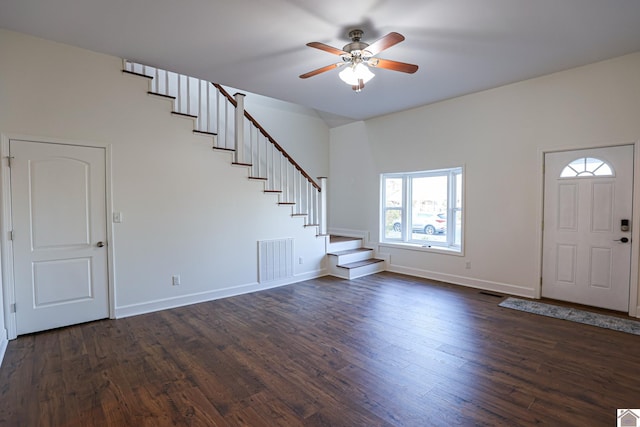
370, 58, 418, 74
365, 32, 405, 56
306, 42, 348, 56
299, 63, 343, 79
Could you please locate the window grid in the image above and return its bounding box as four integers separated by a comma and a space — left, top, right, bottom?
560, 157, 613, 178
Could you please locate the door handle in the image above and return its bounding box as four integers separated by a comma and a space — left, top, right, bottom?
96, 241, 105, 247
614, 237, 630, 243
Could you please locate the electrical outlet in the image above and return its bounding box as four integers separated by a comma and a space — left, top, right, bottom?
299, 257, 304, 265
465, 261, 471, 269
172, 275, 181, 286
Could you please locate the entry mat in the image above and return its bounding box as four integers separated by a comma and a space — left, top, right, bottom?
499, 297, 640, 336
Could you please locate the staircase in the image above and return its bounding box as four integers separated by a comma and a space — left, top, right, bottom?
122, 60, 385, 279
327, 236, 385, 279
121, 60, 326, 235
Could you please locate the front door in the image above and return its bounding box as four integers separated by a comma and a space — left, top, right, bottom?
542, 145, 633, 311
10, 139, 109, 335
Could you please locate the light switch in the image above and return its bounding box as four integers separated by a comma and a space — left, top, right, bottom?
113, 212, 123, 223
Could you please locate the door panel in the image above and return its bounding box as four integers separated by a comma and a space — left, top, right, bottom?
557, 184, 578, 230
589, 247, 611, 289
591, 182, 614, 232
33, 258, 93, 306
31, 157, 92, 248
10, 140, 109, 335
555, 244, 576, 284
542, 145, 633, 311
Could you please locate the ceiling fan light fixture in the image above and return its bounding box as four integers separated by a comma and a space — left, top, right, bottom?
338, 63, 374, 87
301, 30, 417, 90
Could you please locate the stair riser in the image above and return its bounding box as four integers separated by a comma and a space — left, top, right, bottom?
331, 261, 386, 280
328, 240, 363, 252
345, 261, 386, 279
330, 251, 374, 265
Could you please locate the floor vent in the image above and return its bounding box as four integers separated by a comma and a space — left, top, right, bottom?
258, 238, 294, 283
479, 291, 504, 298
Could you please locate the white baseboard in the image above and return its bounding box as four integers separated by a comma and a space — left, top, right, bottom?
115, 268, 326, 319
387, 264, 537, 298
0, 328, 8, 368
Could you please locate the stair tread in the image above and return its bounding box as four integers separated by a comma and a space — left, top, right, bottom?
172, 111, 198, 119
328, 248, 373, 257
149, 91, 176, 100
122, 69, 152, 79
337, 258, 384, 269
193, 130, 217, 136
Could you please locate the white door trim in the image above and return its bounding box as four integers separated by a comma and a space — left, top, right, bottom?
0, 133, 116, 340
537, 141, 640, 318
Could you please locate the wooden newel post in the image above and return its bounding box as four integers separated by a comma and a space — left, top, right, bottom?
318, 177, 327, 236
234, 92, 246, 164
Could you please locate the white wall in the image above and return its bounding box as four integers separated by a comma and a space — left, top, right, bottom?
0, 29, 329, 336
330, 52, 640, 304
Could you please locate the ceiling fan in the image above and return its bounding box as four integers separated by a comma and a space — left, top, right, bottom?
299, 29, 419, 92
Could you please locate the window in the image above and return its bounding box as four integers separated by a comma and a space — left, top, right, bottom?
381, 167, 463, 252
560, 157, 613, 178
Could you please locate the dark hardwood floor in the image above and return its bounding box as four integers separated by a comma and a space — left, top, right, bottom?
2, 272, 640, 426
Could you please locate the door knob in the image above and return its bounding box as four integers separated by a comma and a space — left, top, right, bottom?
96, 241, 105, 247
614, 237, 630, 243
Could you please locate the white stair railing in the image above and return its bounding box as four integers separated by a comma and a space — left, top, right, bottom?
123, 60, 325, 232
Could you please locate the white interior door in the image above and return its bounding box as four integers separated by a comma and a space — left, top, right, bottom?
542, 145, 633, 312
10, 140, 109, 335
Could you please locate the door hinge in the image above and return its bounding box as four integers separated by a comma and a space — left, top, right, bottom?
8, 230, 13, 241
10, 303, 16, 313
7, 156, 14, 167
540, 277, 543, 287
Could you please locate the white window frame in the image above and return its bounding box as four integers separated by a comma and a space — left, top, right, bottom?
380, 167, 463, 253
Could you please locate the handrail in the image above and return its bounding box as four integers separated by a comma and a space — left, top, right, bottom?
212, 83, 321, 191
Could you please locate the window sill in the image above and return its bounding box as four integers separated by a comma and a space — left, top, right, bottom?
379, 241, 464, 257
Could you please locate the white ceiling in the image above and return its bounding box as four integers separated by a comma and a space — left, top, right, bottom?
1, 0, 640, 127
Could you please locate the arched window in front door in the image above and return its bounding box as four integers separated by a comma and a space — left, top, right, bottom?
560, 157, 613, 178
